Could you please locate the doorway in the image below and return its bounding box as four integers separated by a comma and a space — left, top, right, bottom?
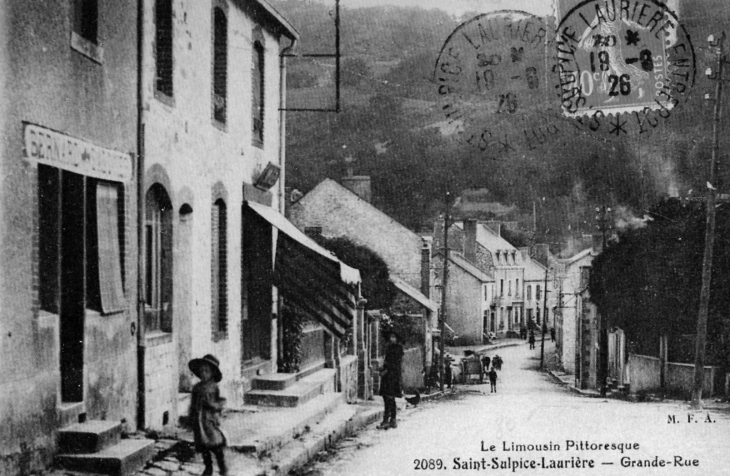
241, 205, 272, 363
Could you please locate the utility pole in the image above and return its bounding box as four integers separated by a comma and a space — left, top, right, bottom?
439, 192, 451, 392
595, 205, 612, 397
540, 267, 548, 369
692, 32, 726, 409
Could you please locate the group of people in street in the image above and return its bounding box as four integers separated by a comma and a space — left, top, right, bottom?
524, 323, 556, 350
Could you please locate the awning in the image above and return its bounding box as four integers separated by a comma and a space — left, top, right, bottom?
245, 202, 361, 338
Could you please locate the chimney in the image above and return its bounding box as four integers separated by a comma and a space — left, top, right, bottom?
341, 175, 372, 203
421, 241, 431, 299
464, 219, 477, 263
592, 234, 603, 253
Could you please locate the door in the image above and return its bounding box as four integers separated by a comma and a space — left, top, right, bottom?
60, 171, 86, 403
144, 185, 173, 333
241, 206, 272, 363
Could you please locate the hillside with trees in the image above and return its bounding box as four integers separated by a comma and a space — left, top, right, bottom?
274, 0, 727, 251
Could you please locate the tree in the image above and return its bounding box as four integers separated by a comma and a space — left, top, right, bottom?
312, 236, 397, 310
589, 199, 730, 364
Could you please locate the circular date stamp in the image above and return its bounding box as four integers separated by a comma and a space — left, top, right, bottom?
556, 0, 696, 136
434, 11, 565, 155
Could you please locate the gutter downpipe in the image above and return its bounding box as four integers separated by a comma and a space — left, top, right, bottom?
136, 0, 147, 431
274, 33, 297, 372
278, 35, 297, 215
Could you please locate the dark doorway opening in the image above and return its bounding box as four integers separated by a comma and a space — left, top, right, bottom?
60, 171, 85, 402
241, 205, 272, 364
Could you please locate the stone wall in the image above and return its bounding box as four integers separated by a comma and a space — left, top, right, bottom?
628, 354, 662, 393
665, 362, 719, 398
340, 355, 359, 403
402, 347, 424, 392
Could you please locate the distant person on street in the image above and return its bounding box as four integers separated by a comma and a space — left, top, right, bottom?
529, 332, 536, 350
493, 354, 503, 371
550, 327, 556, 342
445, 354, 453, 388
188, 354, 228, 476
489, 367, 498, 393
481, 355, 491, 381
378, 331, 404, 430
520, 326, 527, 340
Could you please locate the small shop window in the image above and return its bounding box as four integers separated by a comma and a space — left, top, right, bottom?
38, 165, 126, 315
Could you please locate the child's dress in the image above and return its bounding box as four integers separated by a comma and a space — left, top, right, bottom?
189, 380, 226, 450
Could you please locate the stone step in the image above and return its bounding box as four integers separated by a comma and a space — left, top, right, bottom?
227, 392, 345, 454
55, 438, 155, 476
252, 372, 298, 391
252, 363, 328, 391
245, 368, 336, 407
57, 420, 122, 454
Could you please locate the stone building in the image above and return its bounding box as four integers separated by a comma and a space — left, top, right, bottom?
289, 178, 437, 390
555, 248, 594, 376
0, 1, 140, 473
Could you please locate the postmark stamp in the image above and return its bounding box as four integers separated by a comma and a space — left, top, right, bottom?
434, 11, 566, 155
555, 0, 696, 136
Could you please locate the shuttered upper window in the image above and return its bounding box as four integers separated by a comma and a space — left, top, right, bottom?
155, 0, 174, 97
252, 40, 265, 147
73, 0, 98, 43
212, 7, 228, 124
211, 199, 228, 339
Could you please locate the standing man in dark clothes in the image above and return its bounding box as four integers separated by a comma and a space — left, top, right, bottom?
529, 332, 536, 350
488, 367, 498, 393
378, 331, 404, 429
550, 327, 556, 342
444, 354, 453, 388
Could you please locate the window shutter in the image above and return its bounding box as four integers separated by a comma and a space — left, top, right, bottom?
96, 183, 126, 313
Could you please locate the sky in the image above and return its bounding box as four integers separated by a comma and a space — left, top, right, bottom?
337, 0, 553, 17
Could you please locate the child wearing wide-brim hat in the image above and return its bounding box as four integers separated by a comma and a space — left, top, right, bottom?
188, 354, 227, 475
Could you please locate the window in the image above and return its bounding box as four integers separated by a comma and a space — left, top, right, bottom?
212, 7, 228, 124
155, 0, 174, 97
500, 279, 504, 296
145, 185, 173, 332
39, 165, 126, 315
515, 279, 520, 297
252, 39, 265, 147
508, 280, 512, 296
536, 285, 542, 301
483, 284, 488, 301
73, 0, 98, 43
211, 199, 228, 338
527, 285, 532, 300
580, 266, 591, 288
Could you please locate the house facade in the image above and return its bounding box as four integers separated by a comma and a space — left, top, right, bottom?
0, 1, 139, 473
432, 252, 493, 345
289, 178, 437, 388
139, 0, 301, 431
521, 248, 550, 331
555, 248, 594, 376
